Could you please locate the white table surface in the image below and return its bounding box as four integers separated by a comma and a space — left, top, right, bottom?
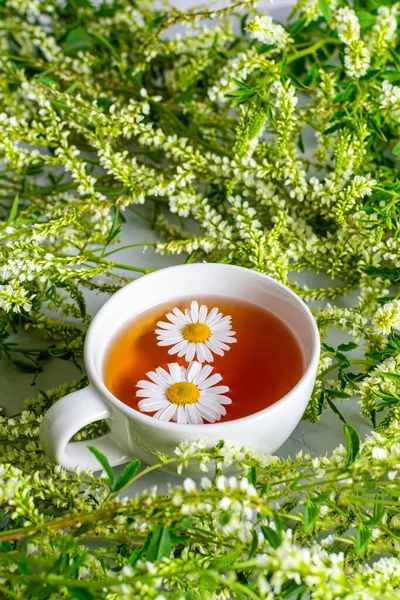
1, 0, 372, 492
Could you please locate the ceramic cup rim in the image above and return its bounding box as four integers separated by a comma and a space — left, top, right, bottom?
85, 263, 320, 432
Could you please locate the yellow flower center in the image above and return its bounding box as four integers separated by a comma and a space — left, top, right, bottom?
166, 382, 200, 406
182, 322, 211, 343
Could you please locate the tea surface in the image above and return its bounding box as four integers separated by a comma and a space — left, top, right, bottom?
104, 296, 304, 423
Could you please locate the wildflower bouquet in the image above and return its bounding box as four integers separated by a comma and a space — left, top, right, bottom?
0, 0, 400, 597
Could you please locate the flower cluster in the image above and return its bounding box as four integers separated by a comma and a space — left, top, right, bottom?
246, 15, 292, 48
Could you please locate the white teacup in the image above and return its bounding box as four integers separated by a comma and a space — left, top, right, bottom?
39, 263, 320, 473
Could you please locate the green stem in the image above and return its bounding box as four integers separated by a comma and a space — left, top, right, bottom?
55, 252, 157, 274
101, 242, 157, 258
286, 38, 342, 64
322, 358, 376, 378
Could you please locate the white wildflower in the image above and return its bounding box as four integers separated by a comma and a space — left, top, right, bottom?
246, 15, 292, 49
344, 41, 371, 78
372, 300, 400, 335
334, 7, 360, 44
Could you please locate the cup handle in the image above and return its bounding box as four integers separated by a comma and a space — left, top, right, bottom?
39, 386, 131, 472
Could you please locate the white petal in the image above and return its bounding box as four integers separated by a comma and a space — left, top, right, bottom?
166, 311, 186, 326
190, 300, 199, 321
198, 373, 223, 389
186, 404, 203, 424
205, 340, 225, 356
203, 385, 229, 395
211, 317, 232, 330
199, 305, 208, 322
195, 404, 221, 423
136, 379, 163, 393
173, 307, 187, 320
147, 368, 170, 385
168, 340, 189, 356
138, 398, 168, 411
136, 389, 165, 398
184, 308, 193, 322
156, 321, 178, 330
176, 405, 188, 424
205, 307, 218, 324
214, 396, 232, 404
202, 393, 232, 404
199, 398, 227, 416
155, 328, 182, 338
207, 312, 225, 326
211, 340, 230, 352
187, 361, 202, 382
154, 403, 177, 422
169, 362, 185, 382
157, 338, 184, 346
203, 345, 214, 362
192, 364, 213, 385
155, 367, 174, 385
185, 343, 196, 362
196, 343, 207, 363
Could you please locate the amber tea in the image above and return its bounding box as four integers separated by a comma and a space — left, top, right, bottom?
104, 296, 304, 424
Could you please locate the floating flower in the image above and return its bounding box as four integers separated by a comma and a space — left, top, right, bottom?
155, 300, 237, 363
136, 361, 231, 424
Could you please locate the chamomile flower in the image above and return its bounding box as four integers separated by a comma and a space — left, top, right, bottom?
155, 300, 237, 363
136, 361, 232, 424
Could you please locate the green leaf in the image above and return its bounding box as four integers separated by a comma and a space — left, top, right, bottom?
91, 31, 120, 61
64, 551, 88, 577
146, 526, 171, 562
64, 28, 91, 54
297, 132, 305, 153
261, 525, 282, 548
322, 342, 336, 353
248, 465, 257, 486
249, 529, 259, 558
304, 63, 319, 86
7, 195, 19, 223
324, 122, 344, 134
12, 359, 40, 374
318, 0, 331, 22
113, 458, 140, 493
338, 342, 358, 352
356, 524, 371, 555
334, 83, 357, 103
176, 86, 195, 104
327, 390, 352, 399
365, 495, 386, 526
381, 372, 400, 383
213, 545, 242, 567
88, 446, 114, 487
325, 395, 347, 424
16, 556, 33, 574
130, 533, 151, 566
344, 424, 360, 466
368, 117, 387, 141
281, 581, 308, 599
357, 10, 376, 29
69, 588, 96, 600
304, 500, 319, 533
288, 73, 311, 91
392, 140, 400, 156
336, 351, 350, 367
288, 16, 307, 36
200, 572, 218, 596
